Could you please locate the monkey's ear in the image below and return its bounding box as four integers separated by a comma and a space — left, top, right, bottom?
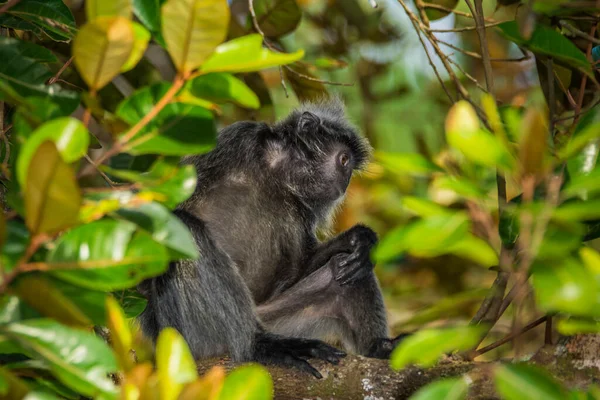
297, 111, 321, 132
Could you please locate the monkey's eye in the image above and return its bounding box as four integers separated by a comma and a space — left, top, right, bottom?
338, 152, 351, 168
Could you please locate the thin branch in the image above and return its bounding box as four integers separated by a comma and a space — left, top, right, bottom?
436, 38, 530, 62
0, 0, 22, 14
47, 56, 73, 85
473, 316, 547, 357
573, 24, 597, 127
83, 154, 115, 187
422, 2, 494, 21
559, 20, 600, 45
428, 20, 507, 33
466, 0, 495, 94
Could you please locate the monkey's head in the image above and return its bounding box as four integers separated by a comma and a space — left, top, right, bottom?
266, 97, 371, 214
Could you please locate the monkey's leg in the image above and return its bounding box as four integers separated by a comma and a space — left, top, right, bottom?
257, 264, 399, 358
138, 210, 344, 377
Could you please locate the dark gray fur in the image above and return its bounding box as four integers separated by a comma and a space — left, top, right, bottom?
138, 98, 400, 377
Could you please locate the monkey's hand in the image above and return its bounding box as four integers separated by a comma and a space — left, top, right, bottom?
331, 225, 378, 286
253, 333, 346, 378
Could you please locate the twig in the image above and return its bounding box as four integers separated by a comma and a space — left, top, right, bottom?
573, 24, 597, 127
559, 20, 600, 45
83, 154, 115, 187
473, 316, 547, 357
47, 57, 73, 85
466, 0, 495, 94
422, 2, 494, 21
446, 56, 488, 93
0, 0, 22, 14
436, 38, 530, 62
429, 20, 507, 33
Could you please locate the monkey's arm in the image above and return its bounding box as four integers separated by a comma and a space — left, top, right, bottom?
305, 225, 378, 285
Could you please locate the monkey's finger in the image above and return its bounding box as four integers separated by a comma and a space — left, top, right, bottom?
291, 358, 323, 379
307, 344, 346, 364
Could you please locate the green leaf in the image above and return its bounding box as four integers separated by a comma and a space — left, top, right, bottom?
24, 141, 81, 235
104, 158, 197, 209
13, 275, 92, 328
218, 364, 273, 400
401, 197, 451, 218
49, 278, 107, 326
250, 0, 301, 38
17, 117, 89, 187
86, 0, 132, 20
390, 325, 485, 370
557, 317, 600, 335
375, 151, 442, 176
13, 98, 64, 140
0, 296, 23, 325
48, 220, 168, 291
375, 213, 471, 263
554, 200, 600, 221
495, 363, 567, 400
0, 0, 76, 41
121, 22, 151, 73
133, 0, 160, 33
161, 0, 230, 73
73, 16, 135, 90
563, 168, 600, 199
1, 220, 29, 272
424, 0, 459, 21
0, 78, 79, 116
156, 328, 198, 400
432, 175, 486, 200
117, 288, 147, 318
117, 82, 216, 156
115, 202, 199, 259
497, 21, 593, 76
402, 289, 487, 327
408, 377, 468, 400
519, 107, 549, 177
445, 101, 513, 170
1, 319, 118, 399
558, 123, 600, 161
447, 234, 499, 267
200, 34, 304, 74
188, 73, 260, 109
531, 258, 599, 317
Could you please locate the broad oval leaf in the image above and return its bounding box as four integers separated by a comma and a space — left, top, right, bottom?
531, 258, 599, 317
1, 319, 118, 399
495, 363, 566, 400
106, 297, 133, 371
200, 34, 304, 74
161, 0, 230, 73
251, 0, 301, 38
24, 141, 81, 235
497, 21, 593, 76
557, 317, 600, 335
218, 364, 273, 400
156, 328, 198, 400
0, 0, 76, 41
188, 73, 260, 109
179, 366, 225, 400
73, 16, 135, 90
390, 325, 485, 370
115, 202, 199, 259
375, 151, 442, 177
13, 275, 92, 328
133, 0, 161, 33
86, 0, 132, 20
117, 82, 216, 156
17, 117, 89, 187
121, 22, 151, 73
48, 220, 168, 291
519, 107, 549, 178
408, 377, 468, 400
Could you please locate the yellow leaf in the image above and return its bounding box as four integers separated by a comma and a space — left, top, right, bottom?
86, 0, 132, 20
24, 141, 81, 235
519, 107, 549, 178
162, 0, 230, 74
106, 297, 133, 371
156, 328, 198, 400
179, 367, 225, 400
73, 16, 135, 90
121, 22, 151, 73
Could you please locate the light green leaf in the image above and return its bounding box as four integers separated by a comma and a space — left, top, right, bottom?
121, 22, 151, 73
558, 123, 600, 161
161, 0, 230, 73
188, 73, 260, 109
375, 151, 442, 176
390, 325, 485, 370
156, 328, 198, 400
106, 297, 133, 371
24, 141, 81, 235
218, 364, 273, 400
408, 377, 468, 400
200, 34, 304, 74
557, 317, 600, 335
447, 234, 498, 267
1, 319, 118, 399
86, 0, 132, 20
17, 117, 89, 187
495, 363, 566, 400
48, 220, 168, 291
401, 197, 450, 218
73, 16, 135, 90
0, 367, 30, 400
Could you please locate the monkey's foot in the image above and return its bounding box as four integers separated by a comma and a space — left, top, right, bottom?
366, 333, 411, 359
253, 333, 346, 378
